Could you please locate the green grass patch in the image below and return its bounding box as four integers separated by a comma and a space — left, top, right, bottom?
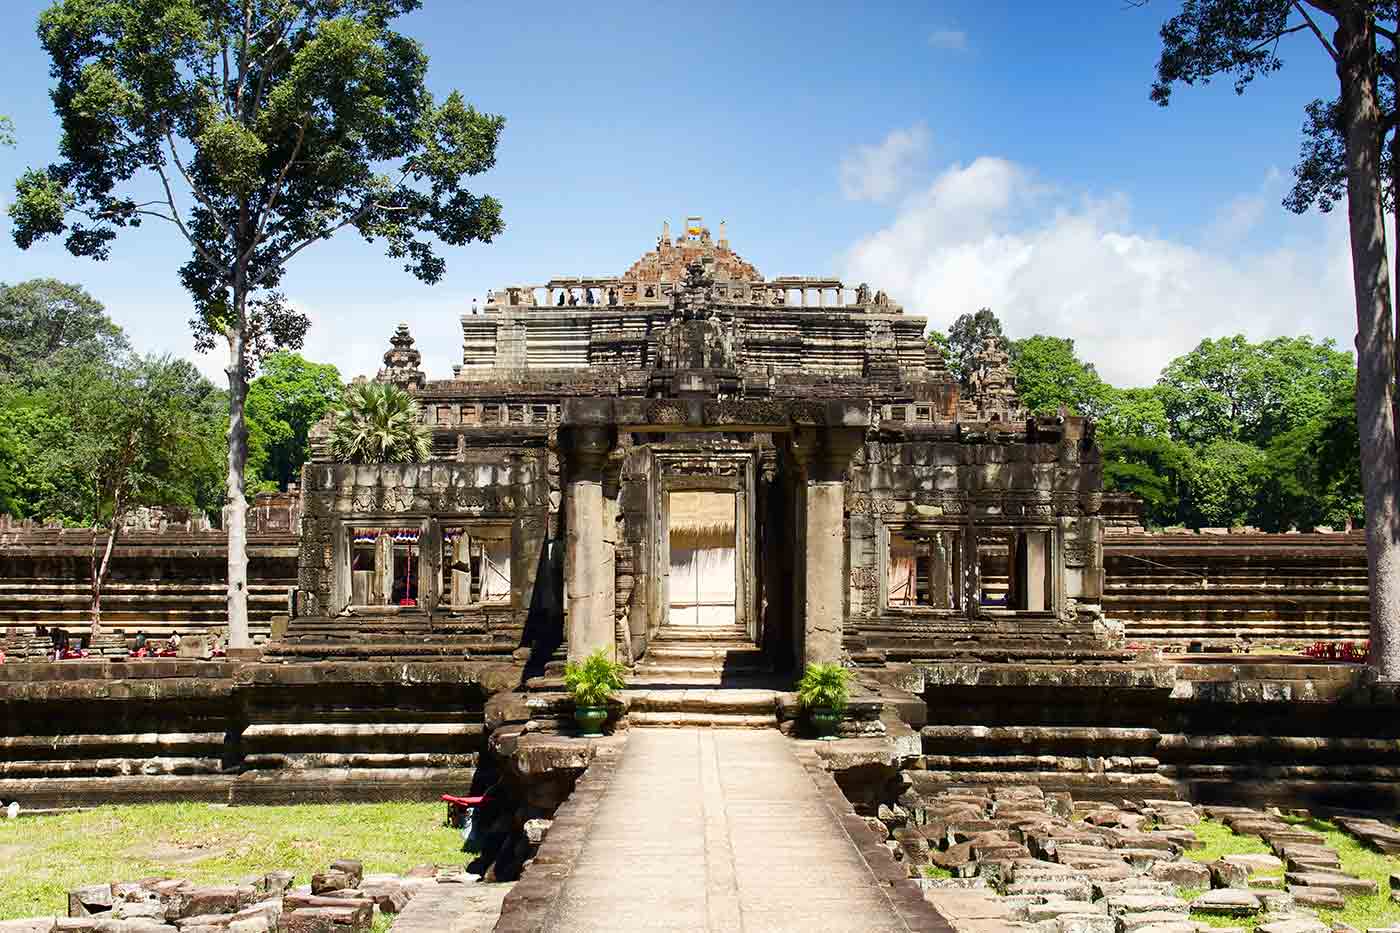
1185, 819, 1275, 864
1280, 815, 1400, 932
921, 864, 953, 880
0, 802, 469, 921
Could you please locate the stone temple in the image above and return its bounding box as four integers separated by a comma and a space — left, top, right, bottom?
293, 217, 1109, 671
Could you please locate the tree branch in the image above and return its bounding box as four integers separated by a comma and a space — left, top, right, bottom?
1249, 22, 1310, 53
245, 117, 308, 262
1294, 1, 1341, 63
150, 159, 226, 275
163, 128, 238, 245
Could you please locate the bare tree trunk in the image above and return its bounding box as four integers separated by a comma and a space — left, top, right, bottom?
90, 516, 121, 640
1338, 14, 1400, 681
226, 296, 251, 648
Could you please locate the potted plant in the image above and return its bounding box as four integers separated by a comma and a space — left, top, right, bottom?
797, 662, 851, 738
563, 649, 627, 736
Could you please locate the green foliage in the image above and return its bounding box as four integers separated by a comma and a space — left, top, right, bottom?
328, 381, 431, 464
245, 352, 343, 491
1098, 386, 1172, 438
1156, 335, 1355, 449
10, 0, 505, 347
0, 115, 13, 148
563, 650, 627, 708
1251, 380, 1365, 530
1009, 335, 1111, 418
796, 662, 851, 711
0, 279, 129, 385
1102, 435, 1194, 528
1185, 439, 1266, 527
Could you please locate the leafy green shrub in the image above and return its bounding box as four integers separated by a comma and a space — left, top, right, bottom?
796, 662, 851, 711
563, 650, 627, 708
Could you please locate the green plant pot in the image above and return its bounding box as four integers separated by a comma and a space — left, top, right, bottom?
809, 707, 841, 738
575, 705, 608, 736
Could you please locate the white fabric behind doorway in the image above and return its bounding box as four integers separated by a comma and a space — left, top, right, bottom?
668, 490, 737, 627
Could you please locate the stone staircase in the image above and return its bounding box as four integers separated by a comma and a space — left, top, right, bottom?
625, 625, 783, 728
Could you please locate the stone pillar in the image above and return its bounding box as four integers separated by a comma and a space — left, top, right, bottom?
786, 427, 864, 669
564, 426, 614, 662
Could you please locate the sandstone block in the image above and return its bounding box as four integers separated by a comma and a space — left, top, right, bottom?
110, 903, 162, 922
308, 873, 353, 897
1210, 859, 1251, 889
1007, 879, 1092, 901
1190, 889, 1262, 915
1222, 854, 1284, 873
276, 906, 369, 932
356, 882, 409, 915
1149, 861, 1211, 890
1104, 895, 1188, 917
1057, 915, 1115, 933
1027, 900, 1104, 922
261, 874, 295, 897
1285, 872, 1378, 896
69, 885, 114, 918
1117, 911, 1194, 932
0, 921, 57, 933
1257, 920, 1328, 933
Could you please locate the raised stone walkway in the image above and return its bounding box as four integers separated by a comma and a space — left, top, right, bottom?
496, 728, 950, 932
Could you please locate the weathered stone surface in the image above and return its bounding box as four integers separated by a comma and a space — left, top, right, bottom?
1149, 861, 1211, 889
1117, 911, 1194, 932
1210, 859, 1251, 889
0, 921, 57, 933
308, 872, 354, 897
1056, 915, 1115, 933
1104, 895, 1188, 917
276, 906, 369, 932
1027, 900, 1103, 922
1285, 872, 1378, 896
1190, 889, 1262, 915
1257, 919, 1329, 933
69, 884, 114, 917
1222, 854, 1284, 873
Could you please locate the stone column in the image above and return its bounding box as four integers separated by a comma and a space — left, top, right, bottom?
786, 427, 864, 669
564, 426, 614, 662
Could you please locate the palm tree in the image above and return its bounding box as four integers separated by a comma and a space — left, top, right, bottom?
329, 382, 432, 463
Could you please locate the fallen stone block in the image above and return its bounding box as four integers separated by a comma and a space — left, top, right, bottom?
110, 903, 163, 922
1285, 872, 1378, 896
326, 863, 361, 889
276, 906, 369, 932
176, 914, 234, 930
69, 885, 114, 918
170, 887, 256, 921
261, 874, 295, 898
1007, 879, 1092, 901
1127, 924, 1196, 933
1092, 880, 1176, 901
1056, 915, 1114, 933
280, 896, 372, 916
307, 872, 354, 897
1190, 889, 1262, 915
1257, 920, 1328, 933
1117, 911, 1194, 932
1210, 859, 1251, 889
1104, 895, 1188, 917
0, 921, 58, 933
355, 881, 409, 914
1221, 854, 1284, 873
1027, 900, 1103, 922
1149, 861, 1211, 889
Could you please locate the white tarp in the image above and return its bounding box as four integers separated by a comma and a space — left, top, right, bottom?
669, 543, 736, 626
480, 536, 511, 603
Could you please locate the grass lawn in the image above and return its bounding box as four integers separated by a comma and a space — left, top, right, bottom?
0, 802, 469, 921
1183, 817, 1400, 931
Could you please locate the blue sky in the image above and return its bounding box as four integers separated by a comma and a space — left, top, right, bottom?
0, 0, 1361, 387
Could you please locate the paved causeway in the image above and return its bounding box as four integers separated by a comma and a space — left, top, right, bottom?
543, 729, 942, 933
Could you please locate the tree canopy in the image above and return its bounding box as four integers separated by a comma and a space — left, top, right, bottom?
245, 351, 343, 492
10, 0, 506, 645
0, 278, 129, 385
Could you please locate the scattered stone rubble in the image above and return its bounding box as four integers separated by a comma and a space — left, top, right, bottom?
0, 859, 478, 933
862, 786, 1400, 933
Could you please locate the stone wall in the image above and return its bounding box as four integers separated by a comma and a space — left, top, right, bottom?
0, 660, 516, 807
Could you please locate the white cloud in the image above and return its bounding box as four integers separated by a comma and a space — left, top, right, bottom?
842, 157, 1359, 387
839, 123, 932, 202
928, 29, 968, 50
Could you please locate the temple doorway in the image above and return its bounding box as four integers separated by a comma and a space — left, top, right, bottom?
667, 491, 737, 626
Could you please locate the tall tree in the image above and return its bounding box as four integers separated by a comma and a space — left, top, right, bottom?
1009, 335, 1112, 418
0, 279, 129, 384
1151, 0, 1400, 678
1156, 335, 1355, 447
245, 351, 342, 492
11, 1, 505, 647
